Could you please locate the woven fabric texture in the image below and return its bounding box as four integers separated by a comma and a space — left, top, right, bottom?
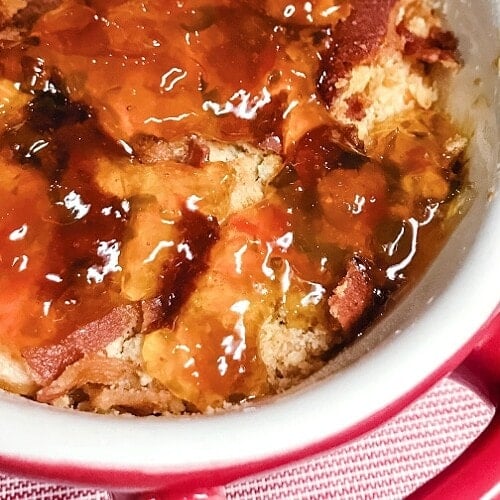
0, 377, 494, 500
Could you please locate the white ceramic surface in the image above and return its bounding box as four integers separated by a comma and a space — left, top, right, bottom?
0, 0, 498, 484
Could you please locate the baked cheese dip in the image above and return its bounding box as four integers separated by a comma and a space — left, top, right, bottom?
0, 0, 467, 414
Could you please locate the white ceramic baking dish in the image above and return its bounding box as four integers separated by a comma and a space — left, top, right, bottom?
0, 1, 498, 498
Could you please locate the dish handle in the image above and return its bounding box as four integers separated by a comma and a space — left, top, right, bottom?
408, 309, 500, 500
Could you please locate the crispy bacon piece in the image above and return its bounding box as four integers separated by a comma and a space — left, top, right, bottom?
317, 0, 398, 104
328, 257, 374, 332
398, 25, 459, 65
36, 355, 137, 403
22, 304, 140, 385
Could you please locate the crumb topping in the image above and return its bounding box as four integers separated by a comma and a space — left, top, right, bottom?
0, 0, 467, 414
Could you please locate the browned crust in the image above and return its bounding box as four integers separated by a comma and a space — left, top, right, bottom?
317, 0, 398, 105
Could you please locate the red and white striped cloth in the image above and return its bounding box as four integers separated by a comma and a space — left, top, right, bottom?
0, 377, 494, 500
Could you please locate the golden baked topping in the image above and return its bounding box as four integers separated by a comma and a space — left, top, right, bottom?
0, 0, 466, 413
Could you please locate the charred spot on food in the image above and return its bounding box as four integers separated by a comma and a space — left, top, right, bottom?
448, 152, 466, 177
153, 209, 221, 328
336, 150, 368, 170
0, 75, 90, 176
284, 125, 366, 189
27, 83, 89, 133
67, 387, 90, 407
227, 392, 249, 405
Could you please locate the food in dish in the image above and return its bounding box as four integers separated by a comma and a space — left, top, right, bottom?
0, 0, 467, 414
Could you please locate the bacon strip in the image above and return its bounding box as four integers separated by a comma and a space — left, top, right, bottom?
36, 355, 137, 403
317, 0, 398, 104
22, 304, 140, 385
328, 257, 374, 332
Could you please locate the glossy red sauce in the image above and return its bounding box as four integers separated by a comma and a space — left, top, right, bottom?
0, 0, 465, 410
0, 0, 350, 148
